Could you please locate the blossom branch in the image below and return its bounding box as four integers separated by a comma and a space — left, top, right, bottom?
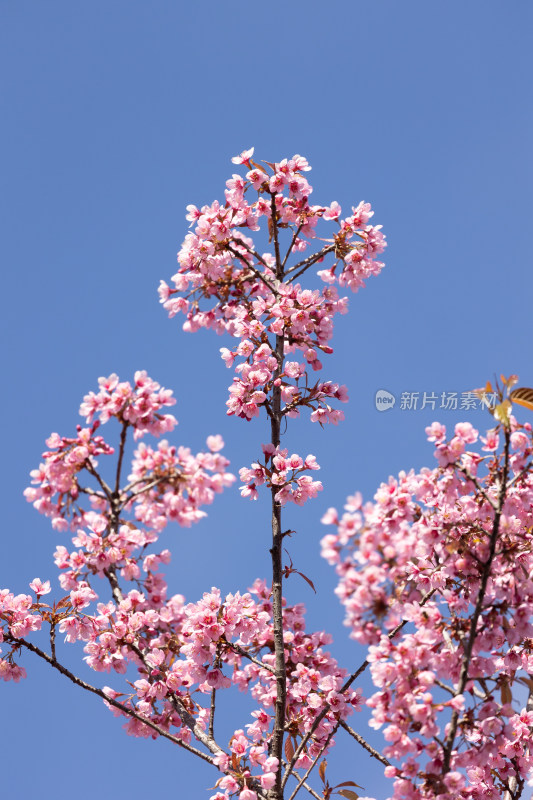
285, 244, 336, 280
281, 587, 436, 790
9, 635, 216, 765
227, 243, 278, 295
441, 427, 511, 776
224, 641, 276, 674
281, 222, 304, 269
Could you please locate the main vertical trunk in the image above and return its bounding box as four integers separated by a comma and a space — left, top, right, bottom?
269, 329, 286, 800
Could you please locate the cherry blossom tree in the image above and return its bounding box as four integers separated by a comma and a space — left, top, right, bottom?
2, 150, 532, 800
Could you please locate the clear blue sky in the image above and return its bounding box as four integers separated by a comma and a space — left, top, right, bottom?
1, 3, 532, 799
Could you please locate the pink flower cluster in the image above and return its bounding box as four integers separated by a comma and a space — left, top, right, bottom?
7, 374, 234, 647
2, 571, 360, 799
160, 150, 385, 427
79, 371, 177, 438
91, 579, 360, 799
24, 373, 233, 536
24, 424, 114, 531
0, 588, 43, 680
322, 418, 533, 798
239, 445, 322, 505
2, 368, 360, 799
127, 438, 235, 531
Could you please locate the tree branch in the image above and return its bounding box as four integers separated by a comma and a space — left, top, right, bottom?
281, 761, 323, 800
10, 636, 215, 765
441, 428, 511, 775
286, 728, 336, 800
224, 641, 276, 674
227, 243, 278, 295
285, 243, 336, 281
338, 719, 391, 766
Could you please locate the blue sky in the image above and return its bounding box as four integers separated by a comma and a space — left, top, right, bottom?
1, 3, 532, 799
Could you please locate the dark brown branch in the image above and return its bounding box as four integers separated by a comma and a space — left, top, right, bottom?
281, 223, 304, 268
281, 761, 323, 800
10, 636, 215, 765
227, 243, 278, 295
507, 460, 533, 490
270, 193, 282, 272
225, 641, 276, 674
49, 620, 57, 661
338, 719, 391, 766
285, 243, 336, 281
84, 460, 113, 501
266, 194, 287, 800
455, 463, 497, 511
230, 237, 272, 270
114, 421, 129, 497
77, 486, 107, 500
120, 473, 174, 503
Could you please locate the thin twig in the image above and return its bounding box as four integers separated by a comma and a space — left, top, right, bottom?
121, 473, 173, 500
455, 464, 497, 511
433, 679, 454, 696
114, 421, 129, 497
286, 728, 336, 800
281, 761, 323, 800
49, 620, 56, 661
84, 460, 113, 500
227, 244, 278, 295
285, 243, 336, 280
281, 222, 304, 268
338, 719, 391, 766
77, 486, 107, 500
230, 236, 271, 270
224, 641, 276, 674
507, 460, 533, 490
270, 193, 282, 272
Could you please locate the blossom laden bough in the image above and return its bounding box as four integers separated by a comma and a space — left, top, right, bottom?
322, 409, 533, 799
160, 150, 385, 434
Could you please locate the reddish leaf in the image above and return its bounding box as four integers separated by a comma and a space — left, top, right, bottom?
336, 791, 359, 800
295, 570, 316, 593
284, 736, 295, 761
333, 781, 364, 789
319, 759, 327, 784
501, 678, 513, 705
